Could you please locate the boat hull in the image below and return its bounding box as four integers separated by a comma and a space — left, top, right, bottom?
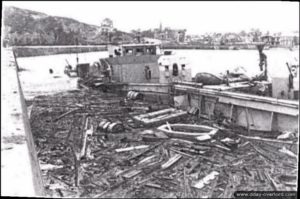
157, 123, 218, 140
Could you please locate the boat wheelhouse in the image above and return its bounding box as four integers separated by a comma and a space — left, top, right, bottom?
88, 43, 192, 84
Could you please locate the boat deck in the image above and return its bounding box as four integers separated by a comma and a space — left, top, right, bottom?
29, 89, 298, 198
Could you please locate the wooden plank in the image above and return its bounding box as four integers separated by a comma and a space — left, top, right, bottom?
265, 171, 280, 191
53, 108, 79, 122
209, 101, 216, 120
239, 134, 297, 145
115, 145, 149, 152
229, 104, 234, 120
133, 108, 187, 125
161, 154, 182, 169
269, 112, 274, 131
245, 108, 251, 133
123, 170, 142, 179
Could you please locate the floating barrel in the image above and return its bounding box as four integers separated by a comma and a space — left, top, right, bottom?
127, 91, 143, 100
107, 122, 124, 133
98, 119, 124, 133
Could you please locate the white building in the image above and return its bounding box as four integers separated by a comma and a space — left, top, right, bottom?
279, 31, 299, 48
100, 18, 114, 35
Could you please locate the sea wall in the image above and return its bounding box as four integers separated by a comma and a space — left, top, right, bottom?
1, 48, 45, 196
13, 45, 107, 57
162, 44, 257, 50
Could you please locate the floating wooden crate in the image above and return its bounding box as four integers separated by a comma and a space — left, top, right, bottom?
133, 108, 187, 126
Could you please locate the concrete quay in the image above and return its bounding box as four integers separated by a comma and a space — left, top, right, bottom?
1, 48, 45, 197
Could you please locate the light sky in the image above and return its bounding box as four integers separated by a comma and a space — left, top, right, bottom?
3, 1, 299, 35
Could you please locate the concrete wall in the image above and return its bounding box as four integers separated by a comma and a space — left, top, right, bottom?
1, 48, 45, 196
13, 45, 107, 57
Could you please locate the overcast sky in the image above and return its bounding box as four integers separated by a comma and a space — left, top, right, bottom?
3, 1, 299, 35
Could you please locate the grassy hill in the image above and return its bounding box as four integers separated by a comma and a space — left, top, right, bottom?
2, 6, 134, 46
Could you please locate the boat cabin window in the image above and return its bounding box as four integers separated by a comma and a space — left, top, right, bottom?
136, 48, 144, 56
165, 65, 169, 71
146, 48, 151, 54
125, 49, 133, 55
114, 49, 121, 56
145, 66, 151, 79
164, 51, 172, 55
119, 44, 159, 56
173, 63, 179, 76
146, 47, 156, 55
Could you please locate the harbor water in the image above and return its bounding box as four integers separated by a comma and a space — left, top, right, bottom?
17, 49, 299, 100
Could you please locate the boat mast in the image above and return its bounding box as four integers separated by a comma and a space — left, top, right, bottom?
76, 38, 79, 65
257, 43, 268, 81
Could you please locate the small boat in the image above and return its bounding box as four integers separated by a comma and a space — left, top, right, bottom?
157, 123, 218, 141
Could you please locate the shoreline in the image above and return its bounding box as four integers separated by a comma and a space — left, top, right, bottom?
7, 45, 297, 58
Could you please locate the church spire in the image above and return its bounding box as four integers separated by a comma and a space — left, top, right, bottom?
159, 21, 162, 32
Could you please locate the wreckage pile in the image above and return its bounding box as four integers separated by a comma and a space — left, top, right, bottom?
29, 89, 298, 198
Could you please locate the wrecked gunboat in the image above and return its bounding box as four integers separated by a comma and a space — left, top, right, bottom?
76, 42, 298, 133
29, 42, 299, 198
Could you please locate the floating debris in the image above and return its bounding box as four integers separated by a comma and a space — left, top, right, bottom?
29, 89, 298, 198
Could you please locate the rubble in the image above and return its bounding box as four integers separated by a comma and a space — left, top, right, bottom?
29, 89, 298, 198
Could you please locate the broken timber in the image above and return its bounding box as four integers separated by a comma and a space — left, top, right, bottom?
133, 108, 187, 126
238, 134, 297, 145
53, 108, 79, 122
115, 145, 149, 153
161, 154, 182, 169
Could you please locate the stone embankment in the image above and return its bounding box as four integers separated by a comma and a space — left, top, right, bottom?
1, 48, 45, 197
13, 45, 107, 57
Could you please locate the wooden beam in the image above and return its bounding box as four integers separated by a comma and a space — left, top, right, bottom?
269, 112, 274, 132
229, 104, 234, 120
245, 108, 251, 133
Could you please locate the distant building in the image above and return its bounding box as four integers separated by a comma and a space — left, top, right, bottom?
153, 23, 186, 43
261, 35, 280, 46
100, 18, 114, 35
143, 37, 162, 45
177, 30, 186, 43
279, 31, 299, 48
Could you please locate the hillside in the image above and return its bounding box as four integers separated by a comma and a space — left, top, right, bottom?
2, 6, 134, 46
